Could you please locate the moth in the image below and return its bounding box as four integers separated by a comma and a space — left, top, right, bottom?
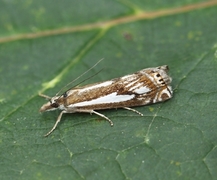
40, 65, 173, 136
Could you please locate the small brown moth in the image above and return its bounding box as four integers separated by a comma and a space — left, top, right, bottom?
40, 65, 173, 136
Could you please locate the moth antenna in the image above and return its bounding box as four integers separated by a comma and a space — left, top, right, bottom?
56, 58, 104, 96
57, 68, 103, 101
60, 68, 104, 98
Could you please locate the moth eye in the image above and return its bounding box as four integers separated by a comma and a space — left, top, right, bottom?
51, 102, 59, 108
156, 74, 161, 77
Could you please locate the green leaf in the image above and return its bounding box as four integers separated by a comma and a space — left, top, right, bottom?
1, 1, 217, 179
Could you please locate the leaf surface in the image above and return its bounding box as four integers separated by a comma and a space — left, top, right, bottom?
1, 1, 217, 179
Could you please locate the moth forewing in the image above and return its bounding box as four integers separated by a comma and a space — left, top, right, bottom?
40, 65, 173, 136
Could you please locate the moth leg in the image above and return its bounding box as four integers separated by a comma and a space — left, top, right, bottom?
39, 93, 52, 100
92, 110, 114, 126
44, 110, 66, 137
76, 109, 114, 126
123, 107, 144, 116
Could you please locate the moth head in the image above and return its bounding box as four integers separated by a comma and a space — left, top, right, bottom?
39, 96, 60, 112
